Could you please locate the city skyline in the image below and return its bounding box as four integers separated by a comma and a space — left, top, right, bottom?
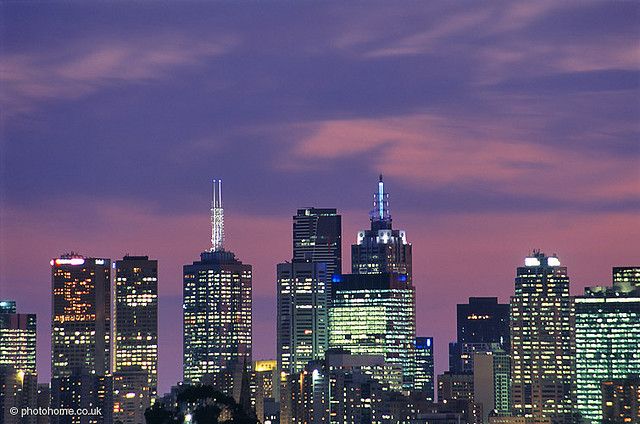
1, 0, 639, 401
0, 178, 636, 396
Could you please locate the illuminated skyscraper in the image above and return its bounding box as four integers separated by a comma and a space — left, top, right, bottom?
574, 277, 640, 423
329, 273, 416, 389
113, 255, 158, 422
450, 297, 510, 374
183, 180, 252, 400
277, 260, 328, 376
351, 175, 412, 280
293, 208, 342, 279
415, 337, 434, 401
50, 253, 111, 424
0, 300, 36, 374
510, 251, 574, 424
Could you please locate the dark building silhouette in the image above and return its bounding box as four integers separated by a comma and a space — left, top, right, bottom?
415, 337, 435, 401
293, 208, 342, 279
449, 297, 510, 374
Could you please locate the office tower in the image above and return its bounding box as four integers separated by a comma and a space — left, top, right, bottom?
183, 180, 252, 400
415, 337, 435, 401
254, 360, 279, 424
612, 266, 640, 290
450, 297, 510, 374
277, 261, 328, 376
351, 175, 412, 280
329, 272, 416, 389
293, 208, 342, 278
0, 300, 36, 374
278, 206, 341, 422
510, 251, 573, 424
51, 253, 111, 424
574, 282, 640, 423
112, 369, 151, 424
601, 377, 640, 423
474, 350, 511, 422
114, 255, 158, 401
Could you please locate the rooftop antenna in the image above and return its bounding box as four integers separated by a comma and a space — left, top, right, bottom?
211, 179, 224, 252
370, 174, 391, 222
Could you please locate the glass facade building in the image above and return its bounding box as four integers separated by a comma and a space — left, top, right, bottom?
0, 300, 36, 374
575, 287, 640, 423
329, 272, 416, 390
510, 251, 574, 424
277, 260, 328, 376
183, 250, 252, 392
415, 337, 434, 401
293, 208, 342, 280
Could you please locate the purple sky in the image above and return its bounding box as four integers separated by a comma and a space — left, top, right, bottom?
1, 1, 639, 395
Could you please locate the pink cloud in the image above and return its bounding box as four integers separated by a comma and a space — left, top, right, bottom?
0, 33, 237, 117
288, 114, 639, 204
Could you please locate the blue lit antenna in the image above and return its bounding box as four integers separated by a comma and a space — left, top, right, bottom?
211, 179, 224, 251
370, 174, 391, 223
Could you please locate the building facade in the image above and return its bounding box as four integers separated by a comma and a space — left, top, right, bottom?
114, 255, 158, 396
51, 253, 111, 424
0, 300, 36, 374
510, 251, 574, 424
601, 377, 640, 423
277, 260, 328, 376
329, 273, 416, 390
450, 297, 510, 374
574, 283, 640, 423
415, 337, 435, 401
183, 180, 252, 401
293, 208, 342, 280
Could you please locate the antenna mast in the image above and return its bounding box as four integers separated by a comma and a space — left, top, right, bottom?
211, 179, 224, 251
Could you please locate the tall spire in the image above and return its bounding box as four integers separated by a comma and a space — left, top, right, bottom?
211, 179, 224, 251
370, 174, 391, 224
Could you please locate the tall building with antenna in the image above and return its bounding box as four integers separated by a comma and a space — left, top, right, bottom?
329, 176, 416, 390
183, 180, 252, 402
351, 175, 412, 281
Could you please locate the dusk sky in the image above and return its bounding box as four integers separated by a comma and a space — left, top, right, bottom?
1, 1, 639, 395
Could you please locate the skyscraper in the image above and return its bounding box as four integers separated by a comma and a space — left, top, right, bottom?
0, 300, 36, 374
329, 176, 416, 390
293, 208, 342, 278
50, 253, 111, 423
113, 255, 158, 423
510, 251, 574, 424
277, 261, 328, 376
450, 297, 510, 374
329, 273, 416, 389
277, 206, 341, 421
351, 175, 412, 280
574, 276, 640, 423
183, 180, 252, 401
415, 337, 434, 401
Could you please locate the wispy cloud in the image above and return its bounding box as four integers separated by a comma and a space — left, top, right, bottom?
0, 33, 237, 116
